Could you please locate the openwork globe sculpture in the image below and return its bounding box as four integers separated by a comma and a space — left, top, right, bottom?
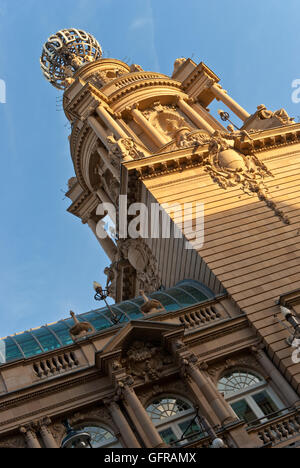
40, 28, 102, 90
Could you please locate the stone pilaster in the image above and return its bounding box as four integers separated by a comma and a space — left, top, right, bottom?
252, 345, 300, 407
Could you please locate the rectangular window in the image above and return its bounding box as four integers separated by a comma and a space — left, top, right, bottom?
231, 399, 257, 424
252, 391, 279, 418
159, 427, 177, 445
178, 418, 205, 442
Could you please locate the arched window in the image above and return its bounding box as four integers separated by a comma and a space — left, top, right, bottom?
146, 396, 205, 446
218, 369, 285, 425
73, 424, 122, 449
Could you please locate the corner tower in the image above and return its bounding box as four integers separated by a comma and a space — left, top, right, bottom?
41, 30, 300, 402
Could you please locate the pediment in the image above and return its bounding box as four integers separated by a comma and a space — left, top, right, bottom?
95, 320, 184, 373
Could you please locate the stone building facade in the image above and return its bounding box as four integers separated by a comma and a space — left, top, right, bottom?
0, 28, 300, 448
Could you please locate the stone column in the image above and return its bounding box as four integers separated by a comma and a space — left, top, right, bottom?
131, 107, 169, 147
109, 401, 141, 448
96, 106, 128, 140
97, 146, 121, 180
20, 426, 41, 449
88, 115, 109, 147
177, 98, 215, 134
186, 361, 237, 426
39, 419, 58, 449
253, 347, 300, 407
211, 83, 250, 122
122, 385, 166, 448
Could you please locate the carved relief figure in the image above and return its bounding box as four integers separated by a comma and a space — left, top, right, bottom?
124, 341, 173, 383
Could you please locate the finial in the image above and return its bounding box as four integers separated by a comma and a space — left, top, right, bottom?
40, 28, 102, 90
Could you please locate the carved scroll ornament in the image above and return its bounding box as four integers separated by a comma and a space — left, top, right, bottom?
197, 131, 290, 225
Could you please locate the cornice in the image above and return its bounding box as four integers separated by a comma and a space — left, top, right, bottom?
108, 77, 183, 105
236, 123, 300, 155
65, 81, 109, 119
0, 370, 102, 413
122, 124, 300, 183
182, 62, 220, 90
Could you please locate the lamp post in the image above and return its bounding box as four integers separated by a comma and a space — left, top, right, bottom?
218, 109, 240, 131
93, 282, 123, 324
198, 416, 227, 449
61, 421, 92, 449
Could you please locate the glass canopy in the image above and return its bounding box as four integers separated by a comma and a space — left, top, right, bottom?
0, 281, 216, 365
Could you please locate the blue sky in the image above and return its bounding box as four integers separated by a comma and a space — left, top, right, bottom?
0, 0, 299, 337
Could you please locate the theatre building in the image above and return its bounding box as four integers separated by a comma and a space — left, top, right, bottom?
0, 28, 300, 449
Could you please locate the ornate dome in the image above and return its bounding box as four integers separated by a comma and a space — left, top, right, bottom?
40, 28, 102, 90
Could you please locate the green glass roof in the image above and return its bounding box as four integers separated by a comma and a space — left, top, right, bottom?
0, 281, 215, 365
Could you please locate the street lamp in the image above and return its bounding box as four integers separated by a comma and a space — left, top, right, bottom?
61, 420, 92, 449
93, 282, 123, 324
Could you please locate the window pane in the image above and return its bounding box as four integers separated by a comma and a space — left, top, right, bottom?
150, 292, 179, 311
79, 312, 111, 331
48, 322, 74, 346
166, 288, 196, 307
159, 427, 178, 445
78, 426, 118, 449
231, 399, 258, 424
178, 418, 205, 442
218, 370, 263, 396
177, 285, 208, 302
252, 391, 279, 418
0, 337, 23, 364
31, 327, 60, 352
13, 332, 42, 358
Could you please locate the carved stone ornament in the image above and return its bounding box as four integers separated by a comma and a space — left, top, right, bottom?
117, 239, 161, 294
207, 354, 267, 384
139, 290, 165, 315
256, 105, 294, 125
172, 57, 188, 76
138, 379, 191, 407
106, 135, 147, 166
123, 341, 173, 383
69, 311, 95, 341
87, 68, 127, 88
40, 28, 102, 90
199, 130, 290, 225
0, 434, 26, 449
143, 102, 194, 139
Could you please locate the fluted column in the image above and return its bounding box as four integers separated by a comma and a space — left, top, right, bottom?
186, 361, 237, 426
131, 107, 169, 147
122, 385, 166, 448
96, 106, 128, 140
109, 401, 141, 448
253, 347, 300, 407
177, 98, 215, 134
39, 419, 58, 449
20, 425, 41, 449
211, 83, 250, 122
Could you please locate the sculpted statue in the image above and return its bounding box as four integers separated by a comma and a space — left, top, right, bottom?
139, 290, 165, 315
69, 311, 95, 341
257, 104, 294, 124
